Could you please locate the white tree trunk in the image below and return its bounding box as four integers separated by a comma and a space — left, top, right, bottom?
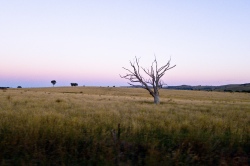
154, 95, 160, 104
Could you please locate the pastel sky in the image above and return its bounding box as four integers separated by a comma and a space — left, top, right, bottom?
1, 1, 249, 87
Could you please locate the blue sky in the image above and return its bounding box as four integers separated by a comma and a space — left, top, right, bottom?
0, 1, 249, 87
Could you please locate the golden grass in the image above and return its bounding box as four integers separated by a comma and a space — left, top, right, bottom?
0, 87, 249, 165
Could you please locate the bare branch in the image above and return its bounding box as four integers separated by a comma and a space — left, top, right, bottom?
120, 56, 176, 104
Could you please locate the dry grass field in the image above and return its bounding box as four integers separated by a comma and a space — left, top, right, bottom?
0, 87, 249, 165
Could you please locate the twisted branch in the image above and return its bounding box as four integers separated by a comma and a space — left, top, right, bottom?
120, 56, 176, 97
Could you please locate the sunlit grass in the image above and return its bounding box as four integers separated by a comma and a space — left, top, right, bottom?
0, 87, 249, 165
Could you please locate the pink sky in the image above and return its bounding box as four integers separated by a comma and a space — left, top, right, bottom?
0, 1, 249, 87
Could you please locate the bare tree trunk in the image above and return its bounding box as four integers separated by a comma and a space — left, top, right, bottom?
154, 94, 160, 104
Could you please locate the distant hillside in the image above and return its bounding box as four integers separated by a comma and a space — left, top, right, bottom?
166, 83, 250, 93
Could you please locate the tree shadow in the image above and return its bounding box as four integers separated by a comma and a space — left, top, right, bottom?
138, 100, 169, 105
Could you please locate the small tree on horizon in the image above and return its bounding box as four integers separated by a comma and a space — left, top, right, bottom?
71, 83, 78, 86
120, 56, 176, 104
51, 80, 56, 87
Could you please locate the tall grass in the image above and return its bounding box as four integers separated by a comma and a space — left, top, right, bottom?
0, 87, 249, 165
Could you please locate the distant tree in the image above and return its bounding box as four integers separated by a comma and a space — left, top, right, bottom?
120, 56, 176, 104
71, 83, 78, 87
17, 86, 22, 88
51, 80, 56, 87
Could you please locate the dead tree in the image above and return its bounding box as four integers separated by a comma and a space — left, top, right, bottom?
120, 57, 176, 104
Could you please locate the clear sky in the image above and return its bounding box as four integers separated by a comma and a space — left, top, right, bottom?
1, 1, 249, 87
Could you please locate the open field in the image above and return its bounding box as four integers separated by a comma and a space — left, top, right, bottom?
0, 87, 249, 165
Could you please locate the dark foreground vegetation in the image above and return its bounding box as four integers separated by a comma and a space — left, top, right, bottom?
0, 87, 249, 165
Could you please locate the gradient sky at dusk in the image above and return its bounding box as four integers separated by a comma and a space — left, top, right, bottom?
1, 1, 249, 87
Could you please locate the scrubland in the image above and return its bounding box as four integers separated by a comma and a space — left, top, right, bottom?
0, 87, 249, 165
